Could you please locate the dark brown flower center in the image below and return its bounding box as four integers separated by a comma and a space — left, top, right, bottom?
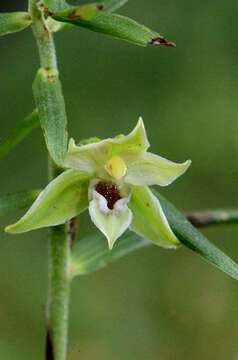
95, 181, 121, 210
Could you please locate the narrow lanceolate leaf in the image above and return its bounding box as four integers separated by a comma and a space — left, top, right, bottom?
156, 191, 238, 281
53, 9, 175, 47
53, 4, 103, 23
70, 232, 149, 277
33, 68, 68, 166
0, 12, 32, 36
0, 110, 39, 160
101, 0, 128, 12
0, 190, 40, 217
71, 191, 238, 279
186, 209, 238, 228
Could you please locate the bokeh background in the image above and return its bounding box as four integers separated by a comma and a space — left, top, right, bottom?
1, 0, 238, 359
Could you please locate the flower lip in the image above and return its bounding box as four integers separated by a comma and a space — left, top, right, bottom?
95, 181, 121, 210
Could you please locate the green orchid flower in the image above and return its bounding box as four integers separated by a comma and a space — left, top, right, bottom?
5, 118, 191, 249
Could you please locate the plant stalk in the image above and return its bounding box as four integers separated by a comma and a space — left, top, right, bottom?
29, 1, 71, 359
46, 161, 71, 360
186, 209, 238, 228
46, 224, 71, 360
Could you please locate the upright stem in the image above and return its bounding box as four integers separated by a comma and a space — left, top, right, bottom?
46, 162, 71, 360
46, 226, 70, 359
29, 1, 57, 69
29, 1, 71, 359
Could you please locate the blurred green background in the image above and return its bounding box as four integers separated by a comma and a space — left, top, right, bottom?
1, 0, 238, 359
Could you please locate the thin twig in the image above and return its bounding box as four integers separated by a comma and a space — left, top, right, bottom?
186, 209, 238, 228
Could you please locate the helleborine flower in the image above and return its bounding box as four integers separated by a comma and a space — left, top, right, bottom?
5, 118, 191, 249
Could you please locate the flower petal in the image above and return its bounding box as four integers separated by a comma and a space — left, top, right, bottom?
63, 138, 98, 174
5, 170, 89, 234
129, 186, 180, 248
64, 117, 149, 176
89, 190, 132, 249
125, 152, 191, 186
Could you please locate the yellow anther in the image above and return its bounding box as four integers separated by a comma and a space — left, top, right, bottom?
105, 156, 127, 180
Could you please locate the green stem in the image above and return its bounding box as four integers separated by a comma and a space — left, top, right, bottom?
29, 1, 71, 359
46, 161, 71, 360
186, 209, 238, 228
29, 1, 56, 68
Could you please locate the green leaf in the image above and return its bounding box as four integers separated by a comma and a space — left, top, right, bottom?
70, 191, 238, 280
129, 186, 179, 249
53, 4, 102, 22
186, 209, 238, 228
0, 109, 39, 160
0, 190, 40, 217
156, 191, 238, 281
101, 0, 128, 12
4, 187, 237, 281
53, 9, 175, 47
0, 12, 32, 37
125, 153, 191, 186
70, 232, 149, 276
33, 68, 68, 166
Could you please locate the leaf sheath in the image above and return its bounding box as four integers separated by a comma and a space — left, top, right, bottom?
33, 68, 68, 166
53, 10, 175, 47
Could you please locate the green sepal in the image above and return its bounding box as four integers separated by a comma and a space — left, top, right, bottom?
5, 170, 89, 234
0, 12, 31, 37
79, 137, 102, 145
33, 68, 68, 166
64, 118, 149, 175
129, 186, 180, 248
125, 152, 191, 186
53, 10, 175, 47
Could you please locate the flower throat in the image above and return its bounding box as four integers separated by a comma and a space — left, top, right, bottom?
95, 181, 121, 210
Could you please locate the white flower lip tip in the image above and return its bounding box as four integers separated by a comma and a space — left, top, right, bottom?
107, 236, 116, 250
89, 183, 132, 250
